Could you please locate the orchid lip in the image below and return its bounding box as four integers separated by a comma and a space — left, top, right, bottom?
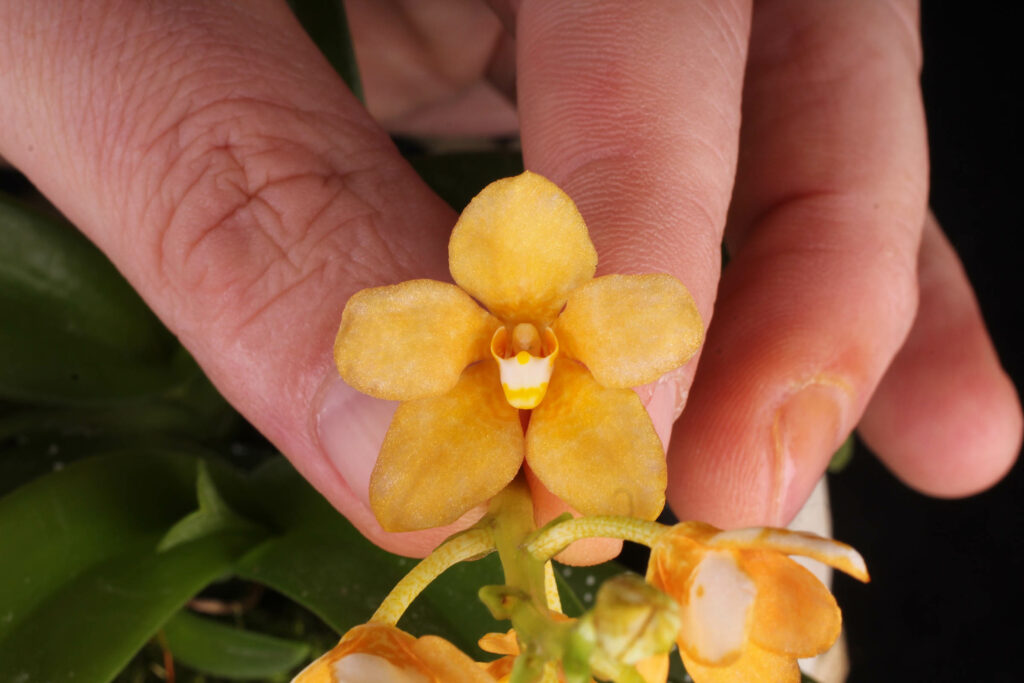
490, 324, 559, 409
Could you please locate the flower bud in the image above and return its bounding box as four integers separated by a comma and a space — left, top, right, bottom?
578, 574, 681, 666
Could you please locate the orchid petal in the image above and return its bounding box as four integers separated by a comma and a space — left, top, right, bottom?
554, 274, 703, 388
526, 359, 665, 520
478, 630, 519, 657
706, 527, 869, 582
678, 641, 800, 683
635, 653, 670, 683
335, 280, 499, 401
413, 636, 499, 682
449, 172, 597, 325
739, 551, 841, 658
294, 624, 430, 683
646, 523, 714, 589
676, 551, 756, 666
370, 362, 524, 531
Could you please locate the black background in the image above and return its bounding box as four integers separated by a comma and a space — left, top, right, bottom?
831, 5, 1023, 681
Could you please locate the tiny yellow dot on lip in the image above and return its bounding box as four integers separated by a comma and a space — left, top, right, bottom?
515, 351, 530, 365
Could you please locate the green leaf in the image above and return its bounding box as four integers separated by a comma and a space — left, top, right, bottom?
158, 461, 266, 552
827, 434, 855, 474
0, 531, 261, 683
288, 0, 363, 100
0, 450, 269, 682
0, 192, 188, 404
409, 151, 525, 211
162, 610, 310, 680
0, 450, 196, 643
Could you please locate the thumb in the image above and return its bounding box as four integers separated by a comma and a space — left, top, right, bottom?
0, 0, 461, 555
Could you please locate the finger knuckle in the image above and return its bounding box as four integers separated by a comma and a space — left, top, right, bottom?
135, 97, 403, 344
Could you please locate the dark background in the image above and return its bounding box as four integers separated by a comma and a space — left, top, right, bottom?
831, 5, 1023, 681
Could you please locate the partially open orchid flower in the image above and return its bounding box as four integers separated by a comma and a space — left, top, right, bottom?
334, 171, 703, 531
294, 623, 497, 683
646, 522, 870, 683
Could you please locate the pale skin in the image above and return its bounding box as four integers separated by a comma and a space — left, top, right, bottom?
0, 0, 1019, 563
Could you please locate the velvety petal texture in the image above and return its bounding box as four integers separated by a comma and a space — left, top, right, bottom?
740, 551, 840, 657
526, 359, 666, 520
335, 280, 499, 400
370, 362, 524, 531
449, 171, 597, 325
678, 642, 799, 683
554, 274, 704, 388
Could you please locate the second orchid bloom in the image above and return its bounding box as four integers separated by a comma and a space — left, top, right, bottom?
334, 171, 703, 531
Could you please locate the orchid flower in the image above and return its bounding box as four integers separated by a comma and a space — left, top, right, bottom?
334, 171, 702, 531
646, 522, 870, 683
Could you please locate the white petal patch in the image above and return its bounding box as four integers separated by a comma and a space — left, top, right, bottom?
678, 550, 756, 665
332, 653, 430, 683
490, 326, 558, 409
707, 527, 868, 582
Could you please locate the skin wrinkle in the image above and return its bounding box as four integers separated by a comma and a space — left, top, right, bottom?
157, 161, 394, 345
137, 93, 394, 293
691, 0, 749, 93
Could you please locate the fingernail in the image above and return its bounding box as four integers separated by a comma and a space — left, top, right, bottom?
641, 367, 690, 452
315, 374, 398, 510
772, 382, 847, 524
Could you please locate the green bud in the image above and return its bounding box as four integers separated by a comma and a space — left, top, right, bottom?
577, 574, 680, 666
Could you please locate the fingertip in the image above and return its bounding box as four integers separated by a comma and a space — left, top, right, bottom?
859, 334, 1023, 499
858, 216, 1023, 498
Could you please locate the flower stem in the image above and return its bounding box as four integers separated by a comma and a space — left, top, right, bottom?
489, 477, 547, 606
371, 527, 495, 625
544, 561, 561, 613
525, 516, 667, 562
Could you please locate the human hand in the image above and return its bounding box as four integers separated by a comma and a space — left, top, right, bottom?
0, 0, 1018, 563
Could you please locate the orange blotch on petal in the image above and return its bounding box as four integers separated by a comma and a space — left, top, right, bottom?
370, 362, 524, 531
449, 171, 597, 325
335, 280, 499, 401
526, 359, 666, 520
555, 274, 703, 388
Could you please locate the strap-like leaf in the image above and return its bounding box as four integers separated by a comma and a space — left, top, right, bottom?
162, 609, 311, 679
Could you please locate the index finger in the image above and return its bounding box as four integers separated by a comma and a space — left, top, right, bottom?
512, 0, 753, 539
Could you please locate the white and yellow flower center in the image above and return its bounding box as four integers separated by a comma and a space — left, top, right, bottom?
490, 323, 558, 409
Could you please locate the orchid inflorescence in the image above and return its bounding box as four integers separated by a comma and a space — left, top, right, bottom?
301, 172, 868, 682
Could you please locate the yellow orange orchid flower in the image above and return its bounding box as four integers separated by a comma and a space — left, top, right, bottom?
645, 522, 870, 683
334, 171, 703, 531
294, 622, 497, 683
